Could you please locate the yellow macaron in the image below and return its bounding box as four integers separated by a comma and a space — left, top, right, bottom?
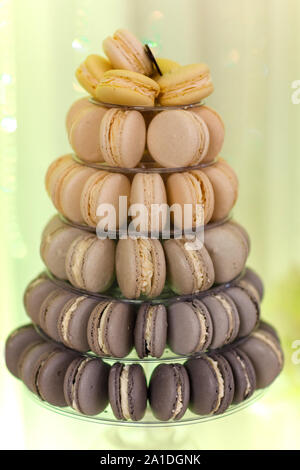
76, 54, 112, 98
96, 69, 160, 107
157, 63, 214, 106
152, 57, 180, 81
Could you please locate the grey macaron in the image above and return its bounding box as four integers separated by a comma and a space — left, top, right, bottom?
134, 303, 167, 358
5, 324, 42, 378
223, 347, 256, 404
149, 364, 190, 421
108, 363, 147, 421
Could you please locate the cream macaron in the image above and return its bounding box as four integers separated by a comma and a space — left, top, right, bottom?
157, 63, 214, 106
147, 109, 210, 168
80, 170, 131, 228
99, 108, 146, 168
130, 173, 167, 233
76, 54, 112, 97
103, 28, 153, 76
96, 69, 160, 107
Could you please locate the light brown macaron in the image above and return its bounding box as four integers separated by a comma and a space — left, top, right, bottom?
204, 220, 250, 284
147, 110, 210, 168
130, 173, 167, 233
65, 97, 96, 132
201, 158, 239, 222
68, 103, 107, 163
80, 170, 131, 228
116, 238, 166, 299
99, 108, 146, 168
190, 106, 225, 163
166, 170, 215, 228
40, 214, 86, 279
65, 234, 115, 293
163, 238, 215, 295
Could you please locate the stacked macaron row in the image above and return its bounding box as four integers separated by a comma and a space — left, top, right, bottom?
23, 267, 262, 358
40, 215, 249, 298
5, 321, 284, 421
66, 97, 224, 169
45, 154, 238, 229
76, 28, 213, 109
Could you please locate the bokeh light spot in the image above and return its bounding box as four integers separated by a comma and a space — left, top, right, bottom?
1, 116, 17, 133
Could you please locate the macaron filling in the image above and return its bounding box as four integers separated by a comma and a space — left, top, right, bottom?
188, 114, 209, 164
214, 294, 234, 343
184, 173, 205, 225
206, 357, 225, 414
171, 367, 184, 419
138, 239, 154, 296
69, 236, 96, 287
105, 110, 127, 166
184, 247, 205, 291
235, 353, 252, 398
119, 365, 131, 420
192, 304, 208, 351
144, 306, 155, 354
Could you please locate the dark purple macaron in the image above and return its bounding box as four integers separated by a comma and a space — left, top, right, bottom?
23, 275, 56, 324
201, 292, 240, 349
242, 267, 264, 301
108, 363, 147, 421
34, 348, 79, 406
5, 324, 42, 378
18, 340, 59, 392
134, 303, 167, 358
239, 326, 284, 389
226, 280, 260, 338
38, 289, 74, 342
64, 356, 110, 415
149, 364, 190, 421
87, 301, 136, 358
58, 295, 98, 352
223, 347, 256, 404
167, 299, 213, 355
185, 353, 234, 415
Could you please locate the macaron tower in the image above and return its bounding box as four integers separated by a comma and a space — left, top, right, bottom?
5, 28, 283, 424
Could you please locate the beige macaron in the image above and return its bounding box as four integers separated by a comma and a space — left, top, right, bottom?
80, 170, 131, 228
202, 158, 239, 221
147, 110, 210, 168
130, 173, 167, 233
189, 106, 225, 163
68, 102, 107, 163
99, 108, 146, 168
166, 170, 215, 228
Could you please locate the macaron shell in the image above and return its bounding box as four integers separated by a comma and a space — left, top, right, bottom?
76, 54, 111, 97
64, 357, 110, 415
201, 293, 240, 349
243, 267, 264, 300
45, 154, 74, 197
23, 276, 56, 324
5, 325, 42, 378
134, 303, 167, 358
226, 285, 259, 338
166, 170, 214, 227
36, 349, 78, 406
149, 364, 190, 421
204, 221, 249, 284
69, 106, 107, 163
99, 109, 146, 168
58, 296, 98, 352
239, 330, 284, 389
201, 159, 238, 221
147, 110, 208, 168
209, 353, 234, 415
167, 300, 213, 355
223, 348, 256, 404
190, 106, 225, 163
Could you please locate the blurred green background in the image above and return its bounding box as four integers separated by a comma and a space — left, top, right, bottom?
1, 0, 300, 449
